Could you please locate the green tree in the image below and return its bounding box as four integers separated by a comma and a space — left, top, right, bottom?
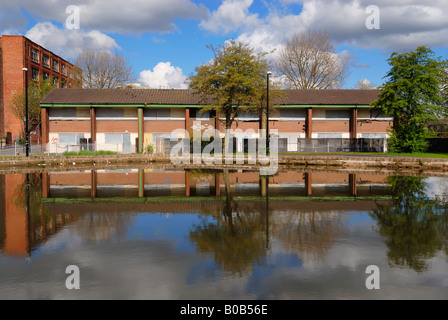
189, 40, 274, 150
371, 46, 447, 153
9, 77, 56, 139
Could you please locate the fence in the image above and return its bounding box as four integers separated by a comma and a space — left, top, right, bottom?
0, 138, 387, 157
0, 143, 44, 157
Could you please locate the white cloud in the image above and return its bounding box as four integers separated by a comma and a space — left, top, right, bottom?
25, 22, 120, 60
139, 62, 188, 89
209, 0, 448, 53
200, 0, 261, 34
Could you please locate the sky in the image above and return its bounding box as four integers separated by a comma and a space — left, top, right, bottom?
1, 0, 448, 89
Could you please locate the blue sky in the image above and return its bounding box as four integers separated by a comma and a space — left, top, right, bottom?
1, 0, 448, 89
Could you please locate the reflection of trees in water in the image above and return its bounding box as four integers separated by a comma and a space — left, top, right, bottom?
75, 213, 134, 243
370, 176, 448, 273
271, 211, 344, 263
189, 170, 267, 276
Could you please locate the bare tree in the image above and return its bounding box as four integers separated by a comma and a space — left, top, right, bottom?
74, 49, 135, 89
354, 79, 377, 90
275, 30, 351, 89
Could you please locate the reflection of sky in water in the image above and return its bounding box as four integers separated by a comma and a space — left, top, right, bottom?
1, 172, 448, 300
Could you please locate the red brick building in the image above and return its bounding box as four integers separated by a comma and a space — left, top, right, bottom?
40, 88, 391, 154
0, 35, 81, 144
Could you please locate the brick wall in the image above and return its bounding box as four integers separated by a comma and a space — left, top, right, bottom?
1, 35, 82, 142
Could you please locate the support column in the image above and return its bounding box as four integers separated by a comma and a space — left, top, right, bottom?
90, 106, 97, 148
305, 172, 312, 197
185, 108, 190, 131
215, 110, 220, 132
185, 170, 191, 197
349, 174, 357, 197
260, 175, 267, 197
138, 107, 144, 153
350, 108, 358, 139
41, 173, 50, 198
41, 107, 49, 149
91, 170, 97, 199
215, 172, 221, 197
138, 168, 145, 198
306, 108, 313, 139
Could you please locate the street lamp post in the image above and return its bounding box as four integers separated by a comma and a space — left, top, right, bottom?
22, 68, 30, 157
266, 71, 272, 155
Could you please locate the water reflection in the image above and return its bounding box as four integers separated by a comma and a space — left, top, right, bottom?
369, 176, 448, 273
0, 168, 447, 298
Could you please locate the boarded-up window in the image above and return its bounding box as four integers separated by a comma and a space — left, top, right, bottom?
105, 133, 124, 144
49, 108, 77, 120
236, 110, 260, 121
325, 110, 350, 120
96, 108, 125, 120
58, 133, 84, 145
144, 109, 171, 120
279, 109, 306, 121
317, 133, 343, 138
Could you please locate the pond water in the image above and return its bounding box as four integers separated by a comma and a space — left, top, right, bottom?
0, 168, 447, 300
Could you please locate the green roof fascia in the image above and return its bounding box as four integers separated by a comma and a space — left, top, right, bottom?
40, 103, 376, 109
40, 104, 204, 108
275, 104, 373, 108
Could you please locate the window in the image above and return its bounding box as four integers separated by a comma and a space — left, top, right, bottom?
144, 108, 171, 120
31, 68, 39, 81
96, 108, 125, 120
31, 48, 39, 63
279, 109, 306, 121
61, 81, 67, 88
49, 108, 77, 120
197, 110, 210, 121
61, 64, 67, 76
43, 72, 49, 81
42, 54, 50, 68
371, 110, 393, 120
53, 59, 59, 73
362, 133, 387, 139
236, 110, 260, 121
105, 133, 124, 144
317, 133, 343, 139
325, 110, 350, 120
53, 77, 59, 87
58, 133, 84, 145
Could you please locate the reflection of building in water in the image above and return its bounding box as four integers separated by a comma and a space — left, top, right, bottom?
0, 174, 77, 257
42, 170, 391, 200
38, 170, 393, 269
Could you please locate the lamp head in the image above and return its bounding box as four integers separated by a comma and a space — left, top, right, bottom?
22, 68, 28, 72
